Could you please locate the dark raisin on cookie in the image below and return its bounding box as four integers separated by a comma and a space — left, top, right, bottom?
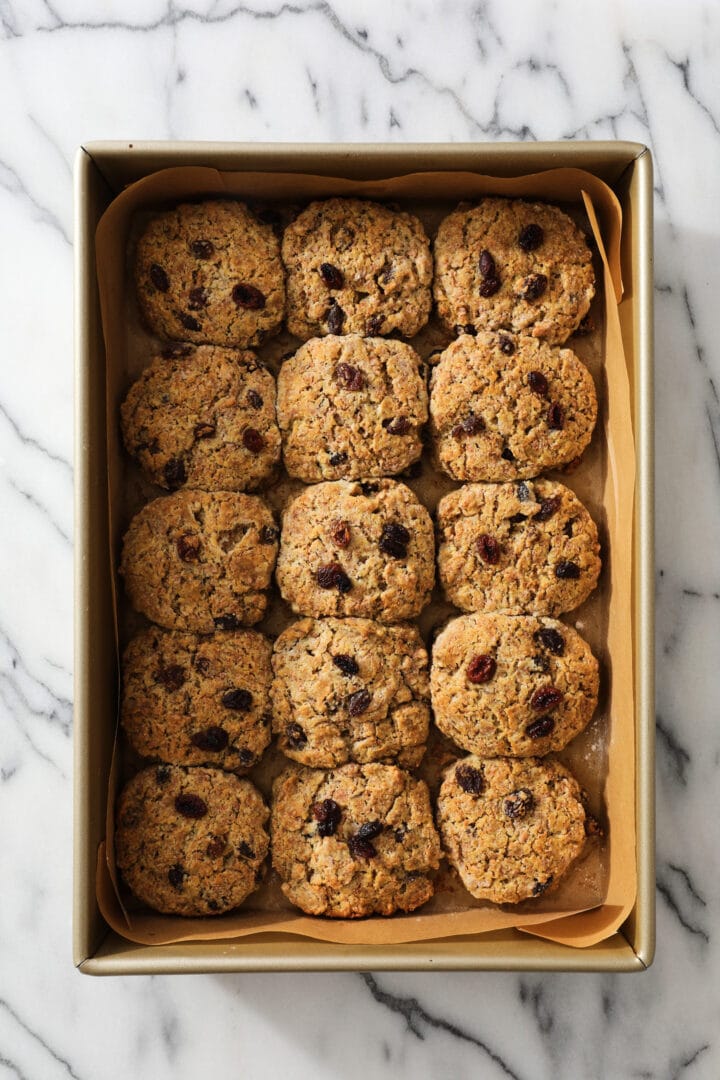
333, 654, 359, 677
260, 525, 278, 545
335, 363, 365, 391
522, 273, 548, 301
327, 301, 345, 334
330, 519, 352, 548
535, 496, 561, 522
347, 689, 371, 716
535, 628, 565, 655
154, 664, 186, 691
476, 534, 500, 564
555, 560, 581, 579
525, 716, 556, 739
221, 688, 253, 711
456, 764, 484, 795
174, 793, 208, 819
379, 522, 410, 559
319, 262, 344, 289
466, 654, 496, 684
167, 864, 185, 889
191, 726, 229, 752
176, 534, 201, 562
247, 389, 263, 410
530, 686, 564, 712
313, 798, 342, 837
316, 562, 352, 592
285, 722, 308, 749
190, 239, 214, 259
232, 283, 266, 309
180, 313, 201, 332
528, 370, 549, 397
518, 223, 544, 252
242, 427, 265, 453
150, 264, 169, 292
503, 788, 535, 819
164, 457, 187, 490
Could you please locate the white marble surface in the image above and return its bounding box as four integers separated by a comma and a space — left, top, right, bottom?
1, 1, 718, 1077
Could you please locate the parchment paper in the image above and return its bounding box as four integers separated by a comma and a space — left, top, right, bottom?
94, 166, 635, 949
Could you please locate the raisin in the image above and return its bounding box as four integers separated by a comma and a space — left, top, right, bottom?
260, 525, 278, 545
247, 389, 263, 410
176, 533, 201, 561
356, 820, 383, 841
150, 264, 169, 291
206, 835, 227, 858
564, 518, 575, 538
522, 273, 548, 301
476, 534, 500, 564
164, 457, 186, 489
366, 314, 384, 335
530, 686, 564, 712
504, 788, 535, 819
192, 726, 229, 752
214, 614, 241, 630
319, 262, 344, 288
316, 562, 352, 593
237, 841, 255, 859
456, 764, 483, 795
154, 664, 186, 690
327, 302, 345, 334
359, 481, 379, 495
330, 519, 352, 548
525, 715, 556, 739
329, 451, 348, 466
466, 654, 496, 683
479, 249, 496, 278
188, 286, 208, 309
383, 416, 411, 436
479, 277, 501, 297
175, 793, 208, 818
508, 513, 527, 524
285, 722, 307, 749
499, 334, 516, 356
232, 283, 266, 309
336, 363, 365, 391
517, 481, 531, 501
536, 627, 565, 655
528, 370, 549, 397
241, 427, 265, 454
393, 827, 407, 842
536, 496, 561, 522
531, 654, 550, 673
348, 835, 377, 859
313, 798, 342, 837
180, 313, 201, 332
518, 223, 544, 252
379, 522, 410, 559
333, 654, 359, 677
167, 864, 185, 889
451, 413, 485, 438
556, 560, 580, 579
454, 323, 476, 336
222, 688, 253, 711
156, 765, 171, 784
547, 403, 565, 430
347, 689, 371, 716
236, 748, 255, 766
501, 446, 516, 461
532, 875, 554, 896
191, 239, 214, 259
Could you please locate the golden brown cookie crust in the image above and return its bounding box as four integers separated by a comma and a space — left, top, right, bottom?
120, 490, 278, 632
277, 335, 427, 482
437, 479, 601, 616
429, 333, 597, 481
433, 198, 595, 345
115, 764, 269, 915
135, 200, 284, 348
436, 755, 587, 904
121, 345, 281, 491
275, 479, 435, 622
271, 617, 430, 768
271, 762, 441, 917
430, 613, 599, 757
282, 198, 432, 340
122, 627, 272, 772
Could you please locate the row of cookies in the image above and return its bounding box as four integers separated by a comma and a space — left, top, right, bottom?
134, 196, 594, 349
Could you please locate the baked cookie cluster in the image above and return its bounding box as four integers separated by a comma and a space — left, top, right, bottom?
116, 194, 604, 919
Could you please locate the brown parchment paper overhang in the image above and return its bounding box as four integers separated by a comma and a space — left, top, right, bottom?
94, 166, 635, 950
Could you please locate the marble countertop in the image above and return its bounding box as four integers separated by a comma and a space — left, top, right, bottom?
1, 1, 718, 1077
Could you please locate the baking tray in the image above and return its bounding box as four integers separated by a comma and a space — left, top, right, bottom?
73, 141, 654, 973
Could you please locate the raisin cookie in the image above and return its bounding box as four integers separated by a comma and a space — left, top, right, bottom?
436, 755, 587, 904
121, 345, 280, 491
437, 480, 600, 616
434, 198, 595, 345
276, 479, 435, 622
272, 618, 430, 768
277, 335, 427, 481
122, 627, 272, 772
120, 490, 278, 631
134, 200, 284, 347
430, 613, 599, 757
115, 764, 269, 916
282, 198, 432, 340
429, 333, 597, 481
271, 762, 441, 917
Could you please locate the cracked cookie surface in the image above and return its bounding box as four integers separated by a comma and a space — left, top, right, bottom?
122, 627, 272, 772
115, 764, 269, 916
433, 197, 595, 345
275, 479, 435, 622
429, 332, 597, 481
121, 345, 280, 491
271, 762, 441, 917
430, 613, 599, 757
277, 335, 427, 482
436, 755, 587, 904
272, 617, 430, 768
135, 199, 284, 347
282, 198, 432, 340
120, 490, 278, 631
437, 479, 601, 616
